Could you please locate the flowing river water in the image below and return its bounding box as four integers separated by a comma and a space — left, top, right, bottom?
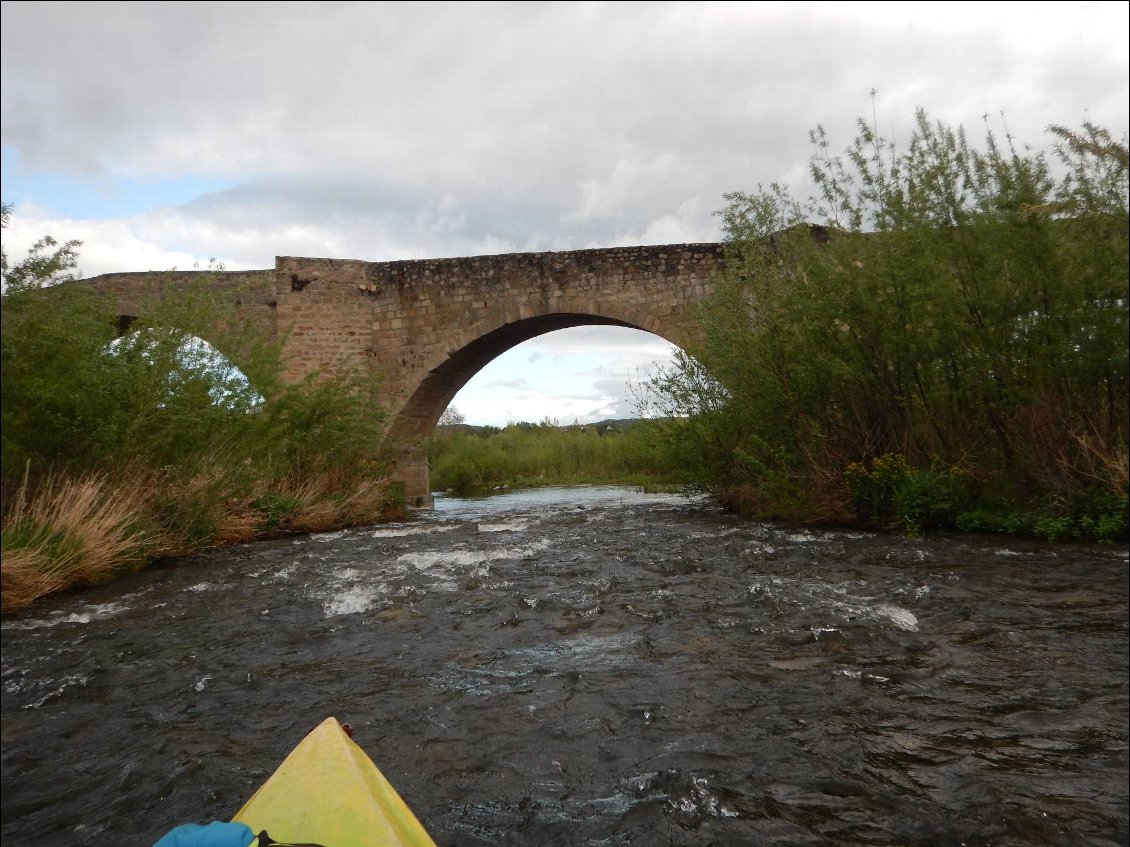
2, 486, 1127, 846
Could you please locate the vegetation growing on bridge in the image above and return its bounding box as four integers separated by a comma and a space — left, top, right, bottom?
641, 112, 1128, 540
1, 206, 403, 613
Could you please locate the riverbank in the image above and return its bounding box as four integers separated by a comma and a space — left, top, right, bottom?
1, 253, 409, 616
430, 419, 1127, 543
9, 455, 1125, 617
0, 468, 405, 615
429, 419, 682, 497
634, 117, 1128, 542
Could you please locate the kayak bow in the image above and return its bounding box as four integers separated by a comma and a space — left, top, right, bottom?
232, 717, 436, 847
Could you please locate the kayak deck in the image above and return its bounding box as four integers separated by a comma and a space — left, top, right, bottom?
232, 717, 436, 847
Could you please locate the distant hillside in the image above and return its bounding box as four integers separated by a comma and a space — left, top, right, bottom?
435, 417, 651, 437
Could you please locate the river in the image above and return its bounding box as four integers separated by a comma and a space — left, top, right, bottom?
2, 485, 1127, 846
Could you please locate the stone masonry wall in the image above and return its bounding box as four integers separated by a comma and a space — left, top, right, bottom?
80, 269, 278, 336
276, 243, 724, 429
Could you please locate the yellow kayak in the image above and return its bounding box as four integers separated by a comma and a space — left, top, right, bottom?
232, 717, 437, 847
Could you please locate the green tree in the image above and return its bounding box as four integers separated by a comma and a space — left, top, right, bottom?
1, 204, 125, 472
1, 203, 82, 292
438, 405, 466, 427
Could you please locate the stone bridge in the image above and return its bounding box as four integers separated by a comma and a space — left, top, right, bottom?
84, 243, 726, 506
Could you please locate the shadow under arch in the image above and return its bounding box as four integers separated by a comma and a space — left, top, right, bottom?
385, 311, 676, 507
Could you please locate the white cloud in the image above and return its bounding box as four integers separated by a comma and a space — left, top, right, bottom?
2, 204, 219, 277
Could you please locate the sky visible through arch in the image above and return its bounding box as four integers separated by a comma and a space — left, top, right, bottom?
2, 2, 1126, 426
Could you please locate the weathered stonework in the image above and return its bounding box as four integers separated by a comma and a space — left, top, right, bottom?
80, 244, 725, 507
83, 269, 278, 335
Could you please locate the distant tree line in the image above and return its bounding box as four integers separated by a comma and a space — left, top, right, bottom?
429, 415, 675, 495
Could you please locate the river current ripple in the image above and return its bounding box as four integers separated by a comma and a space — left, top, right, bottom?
2, 486, 1127, 846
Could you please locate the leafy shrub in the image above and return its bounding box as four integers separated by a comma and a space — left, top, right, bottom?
252, 491, 302, 530
643, 112, 1128, 536
846, 453, 966, 534
955, 490, 1127, 543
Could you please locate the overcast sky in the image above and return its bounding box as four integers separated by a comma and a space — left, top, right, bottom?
3, 1, 1127, 426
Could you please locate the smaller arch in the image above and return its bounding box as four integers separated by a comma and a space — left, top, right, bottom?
104, 327, 264, 411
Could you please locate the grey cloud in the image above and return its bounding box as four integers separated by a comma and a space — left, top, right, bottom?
3, 2, 1126, 270
483, 377, 529, 390
524, 327, 676, 357
168, 172, 711, 265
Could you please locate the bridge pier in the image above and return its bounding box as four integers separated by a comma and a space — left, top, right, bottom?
391, 443, 434, 510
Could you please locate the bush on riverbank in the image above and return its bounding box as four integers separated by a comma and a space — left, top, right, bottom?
429, 419, 678, 496
1, 211, 404, 613
641, 113, 1128, 541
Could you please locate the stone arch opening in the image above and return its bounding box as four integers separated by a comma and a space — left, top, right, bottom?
387, 313, 649, 440
385, 312, 682, 507
447, 324, 677, 427
105, 326, 265, 411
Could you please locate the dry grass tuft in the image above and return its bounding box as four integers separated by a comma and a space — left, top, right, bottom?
213, 504, 263, 545
264, 472, 403, 534
2, 472, 148, 614
338, 476, 404, 525
1071, 430, 1129, 498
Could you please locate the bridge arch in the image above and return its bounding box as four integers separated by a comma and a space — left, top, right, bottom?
80, 243, 726, 507
385, 312, 644, 442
